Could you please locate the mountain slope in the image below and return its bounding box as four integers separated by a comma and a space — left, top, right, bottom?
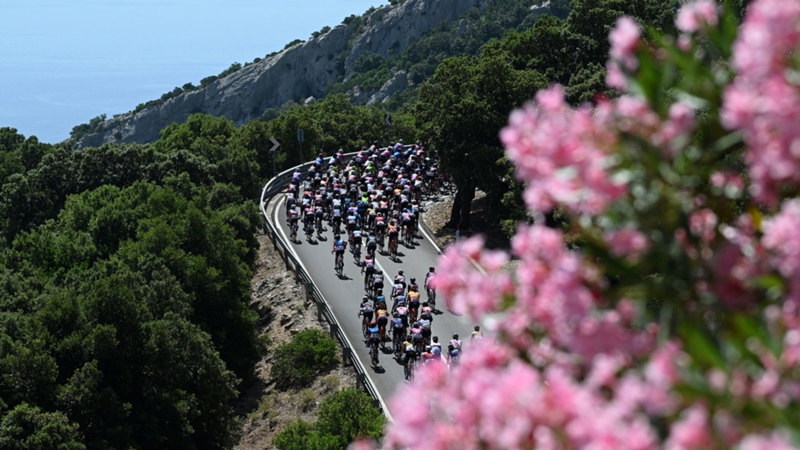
76, 0, 482, 149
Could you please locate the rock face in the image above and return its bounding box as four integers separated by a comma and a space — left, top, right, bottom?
77, 0, 480, 148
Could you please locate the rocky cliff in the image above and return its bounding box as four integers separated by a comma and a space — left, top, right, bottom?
77, 0, 481, 148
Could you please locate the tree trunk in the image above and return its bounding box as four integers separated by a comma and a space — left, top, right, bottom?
458, 180, 475, 232
445, 189, 462, 229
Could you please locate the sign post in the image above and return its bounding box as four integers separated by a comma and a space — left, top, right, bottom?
269, 137, 280, 176
297, 128, 305, 164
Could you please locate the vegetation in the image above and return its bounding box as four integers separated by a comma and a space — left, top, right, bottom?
0, 121, 265, 449
270, 329, 338, 389
272, 389, 385, 450
69, 114, 107, 143
415, 0, 677, 234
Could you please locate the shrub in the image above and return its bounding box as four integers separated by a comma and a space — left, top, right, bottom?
273, 389, 384, 450
272, 419, 340, 450
316, 388, 385, 447
270, 329, 337, 389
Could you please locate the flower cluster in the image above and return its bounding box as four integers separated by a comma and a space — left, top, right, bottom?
382, 1, 800, 448
722, 0, 800, 204
500, 87, 625, 215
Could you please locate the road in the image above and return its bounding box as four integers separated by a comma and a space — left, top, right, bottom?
265, 194, 472, 400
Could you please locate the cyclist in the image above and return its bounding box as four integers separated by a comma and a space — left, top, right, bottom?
372, 272, 384, 298
331, 234, 347, 271
358, 298, 374, 337
408, 277, 419, 293
447, 344, 460, 367
450, 334, 463, 351
408, 287, 421, 313
421, 346, 436, 364
409, 289, 421, 321
375, 213, 386, 246
418, 313, 432, 345
392, 292, 407, 312
346, 210, 358, 238
420, 302, 433, 332
424, 266, 437, 307
351, 229, 363, 260
366, 233, 378, 258
287, 206, 300, 239
431, 336, 442, 359
471, 325, 484, 341
396, 301, 409, 330
394, 269, 406, 287
390, 311, 405, 353
376, 303, 389, 347
387, 220, 399, 256
410, 322, 424, 355
361, 254, 375, 290
367, 321, 381, 365
331, 204, 342, 233
402, 337, 417, 380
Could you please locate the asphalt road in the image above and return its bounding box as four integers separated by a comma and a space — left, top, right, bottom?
266, 195, 472, 400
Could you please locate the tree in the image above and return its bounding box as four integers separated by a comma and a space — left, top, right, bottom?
415, 54, 545, 231
0, 403, 85, 450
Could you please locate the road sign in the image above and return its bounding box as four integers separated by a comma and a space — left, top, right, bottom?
297, 128, 304, 143
385, 114, 392, 127
269, 137, 281, 152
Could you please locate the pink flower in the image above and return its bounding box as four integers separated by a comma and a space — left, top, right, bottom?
501, 86, 626, 215
665, 405, 713, 450
737, 430, 797, 450
712, 242, 760, 308
436, 236, 514, 320
762, 199, 800, 279
652, 102, 696, 154
676, 0, 719, 33
604, 227, 651, 260
610, 16, 641, 69
763, 199, 800, 305
721, 0, 800, 204
689, 208, 718, 242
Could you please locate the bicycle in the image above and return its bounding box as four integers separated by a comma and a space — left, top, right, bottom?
306, 223, 315, 242
427, 286, 437, 311
404, 225, 413, 247
353, 244, 361, 263
393, 332, 403, 355
404, 356, 415, 381
370, 341, 380, 367
389, 238, 398, 260
315, 215, 323, 233
335, 253, 344, 276
289, 221, 298, 242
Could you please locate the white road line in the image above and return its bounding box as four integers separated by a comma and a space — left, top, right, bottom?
271, 196, 394, 423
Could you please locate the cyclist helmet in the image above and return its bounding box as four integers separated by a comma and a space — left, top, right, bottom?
453, 334, 459, 339
370, 321, 377, 326
410, 278, 416, 284
392, 311, 398, 317
398, 270, 404, 275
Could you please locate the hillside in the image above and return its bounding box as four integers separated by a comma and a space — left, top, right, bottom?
73, 0, 563, 149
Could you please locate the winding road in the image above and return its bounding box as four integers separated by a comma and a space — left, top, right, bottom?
264, 192, 472, 401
